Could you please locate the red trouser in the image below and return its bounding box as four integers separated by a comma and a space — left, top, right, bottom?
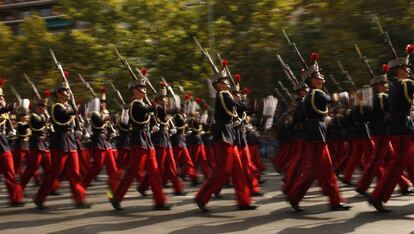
13, 149, 30, 178
283, 139, 304, 194
173, 146, 198, 182
287, 142, 343, 205
35, 149, 85, 204
273, 142, 292, 173
78, 148, 90, 178
82, 148, 121, 192
239, 146, 260, 194
1, 151, 23, 203
113, 147, 166, 206
20, 150, 59, 190
371, 136, 414, 202
356, 136, 410, 192
249, 144, 266, 172
188, 144, 211, 178
335, 141, 352, 174
116, 148, 130, 170
343, 138, 374, 183
141, 147, 184, 193
195, 142, 251, 207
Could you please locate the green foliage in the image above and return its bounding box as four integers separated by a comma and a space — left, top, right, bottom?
1, 0, 414, 109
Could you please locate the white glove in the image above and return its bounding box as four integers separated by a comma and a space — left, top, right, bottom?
75, 130, 83, 138
83, 132, 91, 140
8, 130, 16, 138
152, 125, 160, 133
323, 116, 332, 126
170, 128, 177, 135
410, 111, 414, 121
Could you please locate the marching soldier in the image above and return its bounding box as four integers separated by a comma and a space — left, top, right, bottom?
13, 106, 31, 179
20, 97, 59, 193
109, 78, 169, 210
171, 112, 200, 186
195, 73, 256, 211
0, 81, 24, 206
139, 87, 187, 196
82, 88, 121, 193
286, 53, 351, 211
34, 83, 89, 209
369, 45, 414, 211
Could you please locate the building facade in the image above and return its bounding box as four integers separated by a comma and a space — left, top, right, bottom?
0, 0, 71, 33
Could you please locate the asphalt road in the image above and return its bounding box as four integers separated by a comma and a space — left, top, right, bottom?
1, 162, 414, 234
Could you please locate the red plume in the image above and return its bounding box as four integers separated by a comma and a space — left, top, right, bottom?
185, 93, 192, 101
29, 102, 33, 109
243, 87, 251, 94
43, 89, 52, 97
160, 81, 166, 87
140, 67, 148, 76
204, 104, 209, 109
382, 64, 390, 73
63, 70, 70, 79
234, 74, 241, 82
221, 59, 228, 67
0, 79, 6, 87
195, 97, 202, 104
406, 44, 414, 55
100, 85, 107, 93
310, 52, 320, 61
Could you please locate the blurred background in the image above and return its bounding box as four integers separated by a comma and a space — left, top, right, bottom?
0, 0, 413, 110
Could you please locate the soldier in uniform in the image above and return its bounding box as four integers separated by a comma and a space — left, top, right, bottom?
286, 53, 351, 211
82, 89, 121, 193
0, 82, 24, 206
369, 46, 414, 211
171, 112, 200, 186
194, 73, 255, 211
20, 98, 58, 193
34, 82, 89, 209
282, 81, 308, 194
13, 106, 31, 179
355, 67, 412, 196
187, 111, 211, 181
341, 89, 374, 185
109, 78, 169, 210
139, 87, 187, 196
114, 109, 131, 171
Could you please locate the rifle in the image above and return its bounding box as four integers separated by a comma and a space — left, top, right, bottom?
216, 53, 236, 87
160, 77, 176, 97
49, 49, 77, 111
274, 87, 289, 106
114, 47, 139, 80
113, 47, 158, 125
78, 73, 98, 97
193, 37, 220, 74
278, 81, 294, 102
373, 16, 398, 59
328, 74, 343, 91
337, 60, 355, 87
276, 54, 300, 86
10, 86, 22, 104
24, 73, 41, 100
135, 67, 157, 94
282, 29, 308, 69
354, 44, 376, 80
109, 81, 126, 106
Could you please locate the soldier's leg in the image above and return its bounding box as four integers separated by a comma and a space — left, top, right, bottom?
78, 148, 90, 178
82, 148, 106, 190
0, 151, 23, 204
343, 139, 364, 183
231, 146, 252, 206
104, 149, 121, 192
145, 148, 167, 206
35, 149, 67, 203
65, 151, 86, 205
20, 150, 43, 189
195, 142, 235, 207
